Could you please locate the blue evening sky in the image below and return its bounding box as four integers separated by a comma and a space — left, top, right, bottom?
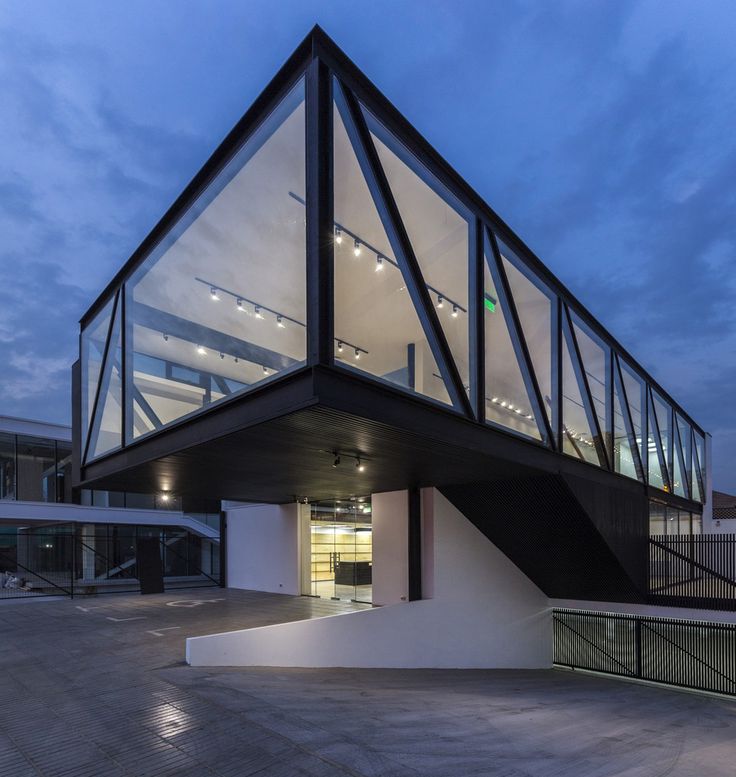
0, 1, 734, 491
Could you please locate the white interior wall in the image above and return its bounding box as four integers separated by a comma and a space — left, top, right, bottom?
225, 502, 300, 595
371, 490, 409, 605
189, 488, 551, 668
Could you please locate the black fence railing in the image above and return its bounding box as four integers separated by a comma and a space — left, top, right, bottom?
649, 534, 736, 610
553, 608, 736, 696
0, 525, 220, 599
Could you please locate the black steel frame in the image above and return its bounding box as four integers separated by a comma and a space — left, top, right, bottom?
75, 26, 707, 511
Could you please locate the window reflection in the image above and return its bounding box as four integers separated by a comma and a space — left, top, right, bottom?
365, 107, 472, 399
483, 257, 542, 440
499, 242, 555, 429
126, 79, 306, 440
332, 84, 451, 406
81, 297, 114, 452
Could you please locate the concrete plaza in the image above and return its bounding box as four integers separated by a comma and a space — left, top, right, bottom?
0, 589, 734, 776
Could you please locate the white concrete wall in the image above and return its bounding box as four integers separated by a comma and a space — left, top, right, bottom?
371, 490, 408, 605
188, 489, 551, 668
226, 503, 300, 595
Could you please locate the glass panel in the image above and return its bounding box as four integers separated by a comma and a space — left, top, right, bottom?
55, 442, 72, 503
88, 301, 123, 460
16, 435, 56, 502
694, 431, 706, 494
571, 315, 610, 455
0, 432, 15, 500
666, 506, 679, 535
81, 296, 114, 450
692, 512, 702, 534
672, 435, 686, 498
127, 79, 306, 439
678, 509, 691, 535
499, 245, 555, 427
652, 392, 672, 484
612, 379, 637, 479
647, 393, 666, 491
365, 109, 472, 398
333, 91, 450, 405
649, 501, 666, 535
676, 414, 692, 494
620, 360, 645, 467
484, 260, 541, 440
691, 433, 703, 502
561, 327, 600, 465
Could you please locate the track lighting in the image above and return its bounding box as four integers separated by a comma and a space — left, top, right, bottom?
254, 306, 263, 319
337, 341, 343, 352
162, 333, 169, 342
236, 298, 245, 311
277, 315, 285, 328
335, 227, 343, 245
219, 352, 225, 360
196, 345, 206, 356
376, 255, 384, 271
354, 348, 360, 359
356, 458, 365, 472
452, 304, 459, 318
210, 287, 219, 301
437, 295, 444, 309
263, 365, 269, 374
332, 453, 341, 468
353, 239, 361, 257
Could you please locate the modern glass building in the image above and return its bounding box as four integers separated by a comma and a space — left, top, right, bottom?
73, 28, 716, 667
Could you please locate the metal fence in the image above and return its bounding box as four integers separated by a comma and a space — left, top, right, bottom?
0, 525, 220, 599
553, 608, 736, 696
649, 534, 736, 610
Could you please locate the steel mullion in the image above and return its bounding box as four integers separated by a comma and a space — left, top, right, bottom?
488, 227, 554, 448
469, 217, 484, 421
82, 290, 120, 464
553, 297, 563, 450
335, 79, 473, 416
563, 305, 610, 469
305, 54, 334, 367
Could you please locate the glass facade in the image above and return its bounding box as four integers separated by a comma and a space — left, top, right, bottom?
649, 501, 702, 536
77, 57, 707, 504
0, 433, 72, 503
0, 522, 219, 599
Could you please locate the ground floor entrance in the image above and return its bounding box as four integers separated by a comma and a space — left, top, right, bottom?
310, 497, 372, 603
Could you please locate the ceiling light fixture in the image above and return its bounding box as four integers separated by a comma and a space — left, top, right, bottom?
353, 239, 361, 257
210, 286, 219, 301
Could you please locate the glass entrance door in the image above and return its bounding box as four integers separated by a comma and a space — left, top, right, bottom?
310, 498, 372, 603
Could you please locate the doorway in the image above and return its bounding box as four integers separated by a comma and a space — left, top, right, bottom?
310, 498, 372, 603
